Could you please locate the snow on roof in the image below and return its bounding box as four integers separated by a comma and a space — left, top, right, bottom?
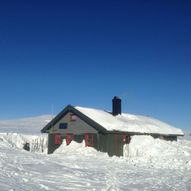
75, 106, 184, 136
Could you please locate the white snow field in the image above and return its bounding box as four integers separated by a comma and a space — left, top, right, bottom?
0, 116, 191, 191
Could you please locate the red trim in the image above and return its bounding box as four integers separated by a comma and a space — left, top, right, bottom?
54, 134, 62, 145
84, 134, 94, 147
66, 134, 74, 145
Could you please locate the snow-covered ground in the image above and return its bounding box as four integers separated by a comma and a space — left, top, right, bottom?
0, 116, 191, 190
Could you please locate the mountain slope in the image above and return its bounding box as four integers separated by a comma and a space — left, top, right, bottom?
0, 115, 52, 134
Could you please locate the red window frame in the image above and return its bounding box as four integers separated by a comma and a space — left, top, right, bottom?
66, 133, 74, 145
54, 134, 62, 145
84, 134, 94, 147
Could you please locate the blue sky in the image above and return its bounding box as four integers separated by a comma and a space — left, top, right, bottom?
0, 0, 190, 131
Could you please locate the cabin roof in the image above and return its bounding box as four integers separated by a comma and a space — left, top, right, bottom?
41, 105, 184, 136
75, 106, 184, 136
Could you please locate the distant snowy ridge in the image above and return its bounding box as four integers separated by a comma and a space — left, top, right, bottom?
179, 131, 191, 141
0, 115, 52, 134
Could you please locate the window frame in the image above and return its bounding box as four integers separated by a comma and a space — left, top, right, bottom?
84, 133, 94, 147
54, 134, 62, 145
66, 133, 74, 145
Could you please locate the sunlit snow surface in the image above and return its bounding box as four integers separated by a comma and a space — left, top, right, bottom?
0, 116, 190, 191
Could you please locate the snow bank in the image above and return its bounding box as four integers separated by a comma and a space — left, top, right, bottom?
2, 132, 189, 171
0, 133, 36, 149
124, 135, 191, 169
1, 135, 190, 191
1, 132, 190, 171
54, 140, 106, 157
0, 115, 190, 190
0, 133, 48, 153
52, 135, 191, 170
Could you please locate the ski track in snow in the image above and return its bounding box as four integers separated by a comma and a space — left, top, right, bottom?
0, 133, 191, 191
0, 115, 191, 191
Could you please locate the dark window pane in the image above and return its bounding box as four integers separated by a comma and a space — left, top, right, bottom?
59, 123, 68, 129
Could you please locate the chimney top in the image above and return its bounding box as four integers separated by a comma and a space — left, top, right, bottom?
112, 96, 121, 116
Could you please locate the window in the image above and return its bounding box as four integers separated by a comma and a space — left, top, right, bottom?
59, 123, 68, 129
66, 134, 74, 145
54, 134, 62, 145
84, 134, 94, 147
70, 113, 77, 121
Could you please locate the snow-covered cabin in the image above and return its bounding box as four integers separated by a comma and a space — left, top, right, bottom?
41, 97, 184, 156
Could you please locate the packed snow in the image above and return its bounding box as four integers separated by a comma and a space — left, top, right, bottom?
75, 106, 184, 135
0, 115, 190, 190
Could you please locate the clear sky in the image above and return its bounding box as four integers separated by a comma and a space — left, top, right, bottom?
0, 0, 190, 131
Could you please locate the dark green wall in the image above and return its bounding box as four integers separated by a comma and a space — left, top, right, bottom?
47, 130, 128, 156
97, 133, 127, 157
48, 133, 62, 154
105, 134, 124, 157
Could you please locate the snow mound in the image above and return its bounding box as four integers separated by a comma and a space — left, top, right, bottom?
124, 135, 191, 169
0, 133, 29, 149
54, 140, 104, 157
0, 133, 48, 153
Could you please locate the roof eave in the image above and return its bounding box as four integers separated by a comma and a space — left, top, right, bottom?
106, 130, 184, 136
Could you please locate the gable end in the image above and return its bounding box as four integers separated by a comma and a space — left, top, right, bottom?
41, 105, 107, 134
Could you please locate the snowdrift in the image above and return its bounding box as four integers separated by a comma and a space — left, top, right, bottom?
0, 115, 190, 191
0, 133, 48, 153
0, 132, 191, 171
54, 140, 107, 158
1, 133, 190, 191
124, 135, 191, 169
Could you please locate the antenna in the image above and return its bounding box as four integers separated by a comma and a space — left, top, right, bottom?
51, 104, 54, 119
